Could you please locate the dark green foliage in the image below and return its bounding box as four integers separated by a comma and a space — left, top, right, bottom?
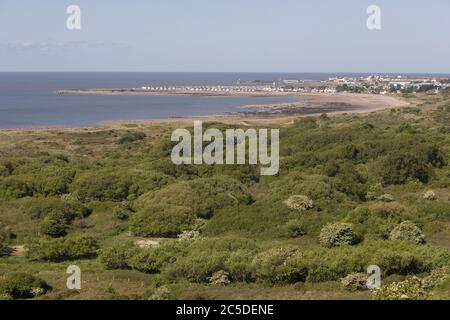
0, 273, 51, 300
20, 198, 90, 237
379, 151, 432, 185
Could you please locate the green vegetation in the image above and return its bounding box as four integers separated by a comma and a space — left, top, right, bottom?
0, 92, 449, 299
0, 273, 50, 300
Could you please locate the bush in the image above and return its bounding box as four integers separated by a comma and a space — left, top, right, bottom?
0, 177, 33, 199
22, 198, 90, 221
118, 131, 146, 144
27, 236, 99, 261
423, 190, 437, 200
251, 247, 307, 284
0, 273, 50, 300
129, 205, 194, 237
71, 171, 132, 202
39, 218, 68, 237
283, 195, 313, 211
379, 152, 432, 185
113, 201, 134, 220
372, 277, 428, 300
281, 220, 306, 238
137, 176, 253, 219
99, 242, 138, 269
389, 221, 425, 244
208, 270, 230, 286
341, 273, 368, 291
319, 223, 358, 248
21, 198, 90, 237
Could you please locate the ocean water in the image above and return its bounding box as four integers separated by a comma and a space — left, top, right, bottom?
0, 72, 447, 129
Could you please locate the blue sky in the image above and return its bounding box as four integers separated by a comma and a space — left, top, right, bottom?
1, 0, 450, 72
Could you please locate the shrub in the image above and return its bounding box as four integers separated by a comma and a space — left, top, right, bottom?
137, 176, 253, 219
208, 270, 230, 286
389, 221, 425, 244
377, 194, 395, 202
99, 242, 138, 269
379, 152, 432, 185
423, 190, 437, 200
372, 277, 428, 300
0, 177, 33, 199
421, 267, 449, 290
112, 201, 134, 220
21, 198, 90, 237
319, 223, 358, 248
129, 205, 194, 237
22, 198, 90, 221
118, 131, 146, 144
27, 236, 99, 261
281, 220, 306, 238
0, 273, 50, 300
341, 273, 368, 291
71, 171, 132, 202
251, 247, 307, 284
39, 218, 68, 237
283, 195, 313, 211
148, 286, 172, 300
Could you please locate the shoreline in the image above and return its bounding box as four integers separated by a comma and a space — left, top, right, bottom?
0, 93, 409, 132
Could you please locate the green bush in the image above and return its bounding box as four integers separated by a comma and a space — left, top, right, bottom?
112, 201, 134, 220
251, 247, 308, 284
0, 273, 51, 300
319, 223, 358, 248
378, 152, 432, 185
129, 205, 194, 237
389, 221, 425, 244
27, 236, 99, 261
372, 277, 428, 300
21, 198, 90, 237
99, 242, 139, 269
0, 176, 33, 199
137, 176, 253, 219
71, 171, 132, 202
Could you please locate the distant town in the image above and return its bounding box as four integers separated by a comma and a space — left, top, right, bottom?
57, 75, 450, 96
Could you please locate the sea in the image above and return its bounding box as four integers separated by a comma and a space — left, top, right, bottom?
0, 72, 448, 129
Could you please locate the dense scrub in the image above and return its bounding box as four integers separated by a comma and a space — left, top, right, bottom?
0, 92, 450, 299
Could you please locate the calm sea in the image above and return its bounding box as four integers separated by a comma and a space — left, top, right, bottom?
0, 72, 447, 129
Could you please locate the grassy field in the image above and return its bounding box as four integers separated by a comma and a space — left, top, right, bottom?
0, 91, 449, 300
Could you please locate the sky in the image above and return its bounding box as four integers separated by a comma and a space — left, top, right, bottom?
0, 0, 450, 73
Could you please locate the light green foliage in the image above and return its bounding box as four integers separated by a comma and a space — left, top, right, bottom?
389, 221, 425, 244
129, 205, 194, 237
26, 236, 99, 261
319, 223, 358, 248
136, 176, 253, 219
372, 277, 428, 300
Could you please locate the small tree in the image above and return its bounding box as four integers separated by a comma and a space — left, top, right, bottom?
389, 221, 425, 244
283, 195, 313, 211
319, 223, 358, 248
